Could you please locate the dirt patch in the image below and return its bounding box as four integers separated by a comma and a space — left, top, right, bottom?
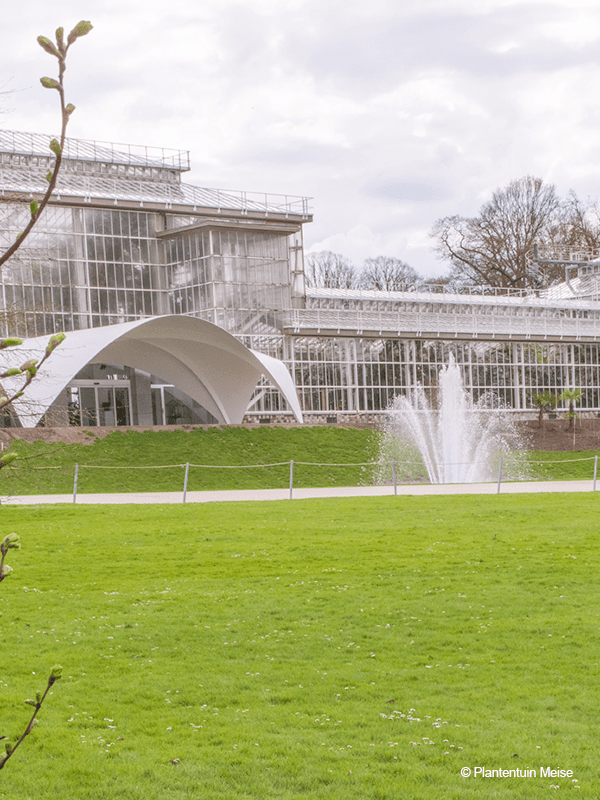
517, 418, 600, 452
0, 424, 223, 448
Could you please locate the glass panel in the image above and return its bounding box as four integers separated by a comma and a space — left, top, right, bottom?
79, 387, 97, 426
97, 387, 115, 426
67, 387, 81, 426
151, 387, 163, 425
115, 388, 130, 426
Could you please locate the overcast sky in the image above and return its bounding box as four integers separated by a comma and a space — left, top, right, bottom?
2, 0, 600, 277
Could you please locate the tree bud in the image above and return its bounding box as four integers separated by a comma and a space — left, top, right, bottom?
49, 139, 61, 157
46, 332, 66, 353
45, 170, 54, 183
0, 454, 18, 468
49, 665, 63, 685
37, 36, 59, 57
67, 21, 93, 44
40, 77, 60, 90
0, 338, 22, 348
30, 201, 39, 216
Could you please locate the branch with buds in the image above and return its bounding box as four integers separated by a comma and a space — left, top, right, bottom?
0, 21, 92, 268
0, 533, 20, 582
0, 332, 65, 416
0, 21, 91, 775
0, 532, 63, 772
0, 667, 62, 770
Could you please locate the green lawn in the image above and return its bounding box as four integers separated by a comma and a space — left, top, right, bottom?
2, 426, 600, 496
1, 494, 597, 797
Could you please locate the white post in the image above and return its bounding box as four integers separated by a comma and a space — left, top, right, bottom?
496, 457, 503, 495
392, 459, 397, 496
183, 462, 189, 503
289, 460, 294, 500
73, 463, 79, 504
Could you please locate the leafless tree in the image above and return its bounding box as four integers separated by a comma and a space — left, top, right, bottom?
304, 251, 358, 289
358, 256, 421, 291
431, 176, 564, 288
557, 192, 600, 252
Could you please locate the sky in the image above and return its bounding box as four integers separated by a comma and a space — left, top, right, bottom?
2, 0, 600, 277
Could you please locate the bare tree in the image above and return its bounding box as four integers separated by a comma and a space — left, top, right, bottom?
304, 251, 358, 289
358, 256, 421, 291
431, 176, 564, 288
557, 192, 600, 252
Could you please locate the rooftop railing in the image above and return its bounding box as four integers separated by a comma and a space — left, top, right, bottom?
0, 130, 190, 171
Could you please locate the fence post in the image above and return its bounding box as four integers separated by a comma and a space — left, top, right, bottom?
183, 462, 190, 504
496, 457, 503, 495
392, 459, 397, 496
594, 455, 598, 492
73, 463, 79, 504
289, 460, 294, 500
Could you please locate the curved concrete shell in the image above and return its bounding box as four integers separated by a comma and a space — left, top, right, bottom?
3, 316, 303, 427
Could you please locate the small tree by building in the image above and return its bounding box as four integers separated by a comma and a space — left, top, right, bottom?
531, 391, 557, 428
559, 388, 582, 432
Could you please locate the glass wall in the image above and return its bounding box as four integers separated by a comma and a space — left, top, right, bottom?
163, 227, 293, 334
288, 337, 600, 413
0, 205, 166, 337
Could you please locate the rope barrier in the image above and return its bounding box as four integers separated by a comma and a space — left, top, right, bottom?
521, 456, 597, 464
4, 450, 600, 504
3, 465, 65, 471
4, 453, 600, 471
76, 463, 184, 470
294, 460, 379, 467
188, 462, 290, 469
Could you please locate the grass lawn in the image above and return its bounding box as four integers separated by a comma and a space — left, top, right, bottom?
2, 426, 600, 496
0, 493, 597, 798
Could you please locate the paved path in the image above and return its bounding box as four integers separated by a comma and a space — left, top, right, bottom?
1, 479, 597, 505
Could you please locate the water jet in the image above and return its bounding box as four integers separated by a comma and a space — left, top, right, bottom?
380, 355, 524, 484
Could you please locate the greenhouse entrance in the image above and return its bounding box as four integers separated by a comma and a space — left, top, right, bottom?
67, 380, 131, 427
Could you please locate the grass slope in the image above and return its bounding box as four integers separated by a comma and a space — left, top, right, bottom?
0, 427, 379, 495
1, 494, 597, 798
1, 426, 600, 496
525, 449, 600, 482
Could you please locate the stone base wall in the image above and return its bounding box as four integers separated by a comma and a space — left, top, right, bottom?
242, 412, 384, 429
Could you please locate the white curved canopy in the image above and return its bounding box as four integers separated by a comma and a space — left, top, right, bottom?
4, 315, 303, 427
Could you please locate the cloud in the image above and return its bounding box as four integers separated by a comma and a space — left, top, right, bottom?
2, 0, 600, 277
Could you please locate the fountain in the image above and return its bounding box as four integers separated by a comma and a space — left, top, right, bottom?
380, 355, 525, 484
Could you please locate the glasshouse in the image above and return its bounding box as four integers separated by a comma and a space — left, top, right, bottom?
1, 129, 600, 426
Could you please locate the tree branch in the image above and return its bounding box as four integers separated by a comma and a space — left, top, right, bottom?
0, 667, 62, 770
